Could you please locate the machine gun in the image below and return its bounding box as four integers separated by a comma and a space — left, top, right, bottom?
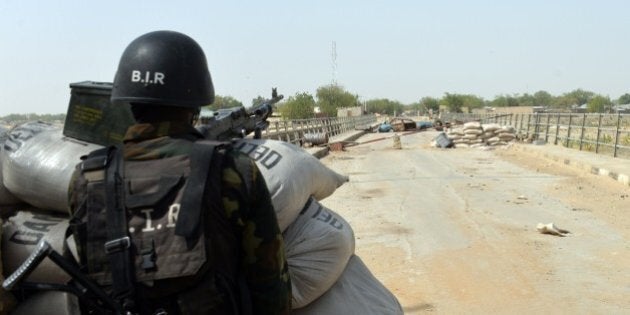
197, 88, 283, 140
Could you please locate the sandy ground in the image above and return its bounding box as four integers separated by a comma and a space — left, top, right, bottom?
318, 131, 630, 315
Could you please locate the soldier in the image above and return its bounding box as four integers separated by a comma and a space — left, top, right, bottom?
69, 30, 291, 314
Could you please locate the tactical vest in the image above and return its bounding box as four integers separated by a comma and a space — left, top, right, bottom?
70, 141, 250, 314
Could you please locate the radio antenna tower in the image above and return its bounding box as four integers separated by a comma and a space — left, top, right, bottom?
331, 41, 337, 86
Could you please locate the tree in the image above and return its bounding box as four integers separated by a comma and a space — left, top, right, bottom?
278, 92, 315, 119
365, 98, 404, 116
587, 95, 610, 113
442, 93, 465, 113
489, 95, 507, 108
407, 101, 425, 114
316, 84, 359, 117
251, 96, 266, 107
461, 94, 486, 110
516, 93, 535, 107
420, 97, 440, 113
564, 89, 595, 107
204, 95, 243, 111
617, 93, 630, 105
533, 90, 553, 106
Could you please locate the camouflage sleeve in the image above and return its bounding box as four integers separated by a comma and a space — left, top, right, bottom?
224, 153, 292, 315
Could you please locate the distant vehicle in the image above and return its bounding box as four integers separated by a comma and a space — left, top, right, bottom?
416, 121, 433, 130
389, 117, 417, 131
378, 122, 393, 132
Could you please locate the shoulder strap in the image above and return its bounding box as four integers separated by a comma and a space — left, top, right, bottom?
175, 141, 226, 249
104, 145, 136, 313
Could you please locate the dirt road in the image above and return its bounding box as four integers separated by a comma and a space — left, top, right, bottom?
318, 131, 630, 314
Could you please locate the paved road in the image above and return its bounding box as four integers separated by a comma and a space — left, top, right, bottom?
318, 130, 630, 314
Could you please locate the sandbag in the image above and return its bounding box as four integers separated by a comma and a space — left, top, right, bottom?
293, 254, 403, 314
233, 139, 349, 231
1, 122, 102, 212
284, 198, 355, 308
0, 126, 22, 209
2, 210, 72, 284
482, 123, 501, 132
463, 121, 481, 129
0, 217, 17, 315
464, 128, 483, 135
10, 291, 79, 315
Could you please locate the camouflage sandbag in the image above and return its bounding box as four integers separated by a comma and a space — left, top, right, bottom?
1, 122, 101, 212
283, 198, 355, 308
293, 254, 403, 314
234, 139, 349, 231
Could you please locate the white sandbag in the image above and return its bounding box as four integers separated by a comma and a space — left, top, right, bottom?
487, 137, 501, 144
1, 122, 102, 212
2, 210, 72, 284
0, 127, 22, 208
233, 139, 349, 231
481, 131, 496, 139
0, 163, 21, 208
462, 134, 479, 140
482, 123, 501, 132
499, 126, 516, 133
498, 132, 516, 141
464, 128, 483, 135
446, 129, 464, 136
293, 254, 403, 314
284, 198, 355, 308
463, 121, 481, 129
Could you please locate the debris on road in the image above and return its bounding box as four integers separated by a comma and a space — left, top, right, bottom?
536, 222, 571, 237
392, 134, 402, 149
431, 132, 455, 148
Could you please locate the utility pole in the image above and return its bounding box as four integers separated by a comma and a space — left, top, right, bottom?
331, 41, 337, 86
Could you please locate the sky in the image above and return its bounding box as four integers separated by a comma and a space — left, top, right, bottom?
1, 0, 629, 116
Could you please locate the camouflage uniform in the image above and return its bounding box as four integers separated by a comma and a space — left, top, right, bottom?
69, 121, 291, 314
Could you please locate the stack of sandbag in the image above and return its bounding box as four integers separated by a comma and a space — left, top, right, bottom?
233, 139, 349, 231
293, 254, 404, 315
234, 140, 360, 309
283, 197, 355, 308
484, 124, 516, 145
446, 121, 517, 148
1, 122, 350, 224
1, 122, 101, 212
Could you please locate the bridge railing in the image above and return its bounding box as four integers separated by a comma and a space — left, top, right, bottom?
260, 114, 378, 145
442, 113, 630, 159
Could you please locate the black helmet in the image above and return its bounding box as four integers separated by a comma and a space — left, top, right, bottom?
111, 30, 214, 108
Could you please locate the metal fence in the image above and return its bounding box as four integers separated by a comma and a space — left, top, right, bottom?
442, 113, 630, 159
260, 114, 378, 145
